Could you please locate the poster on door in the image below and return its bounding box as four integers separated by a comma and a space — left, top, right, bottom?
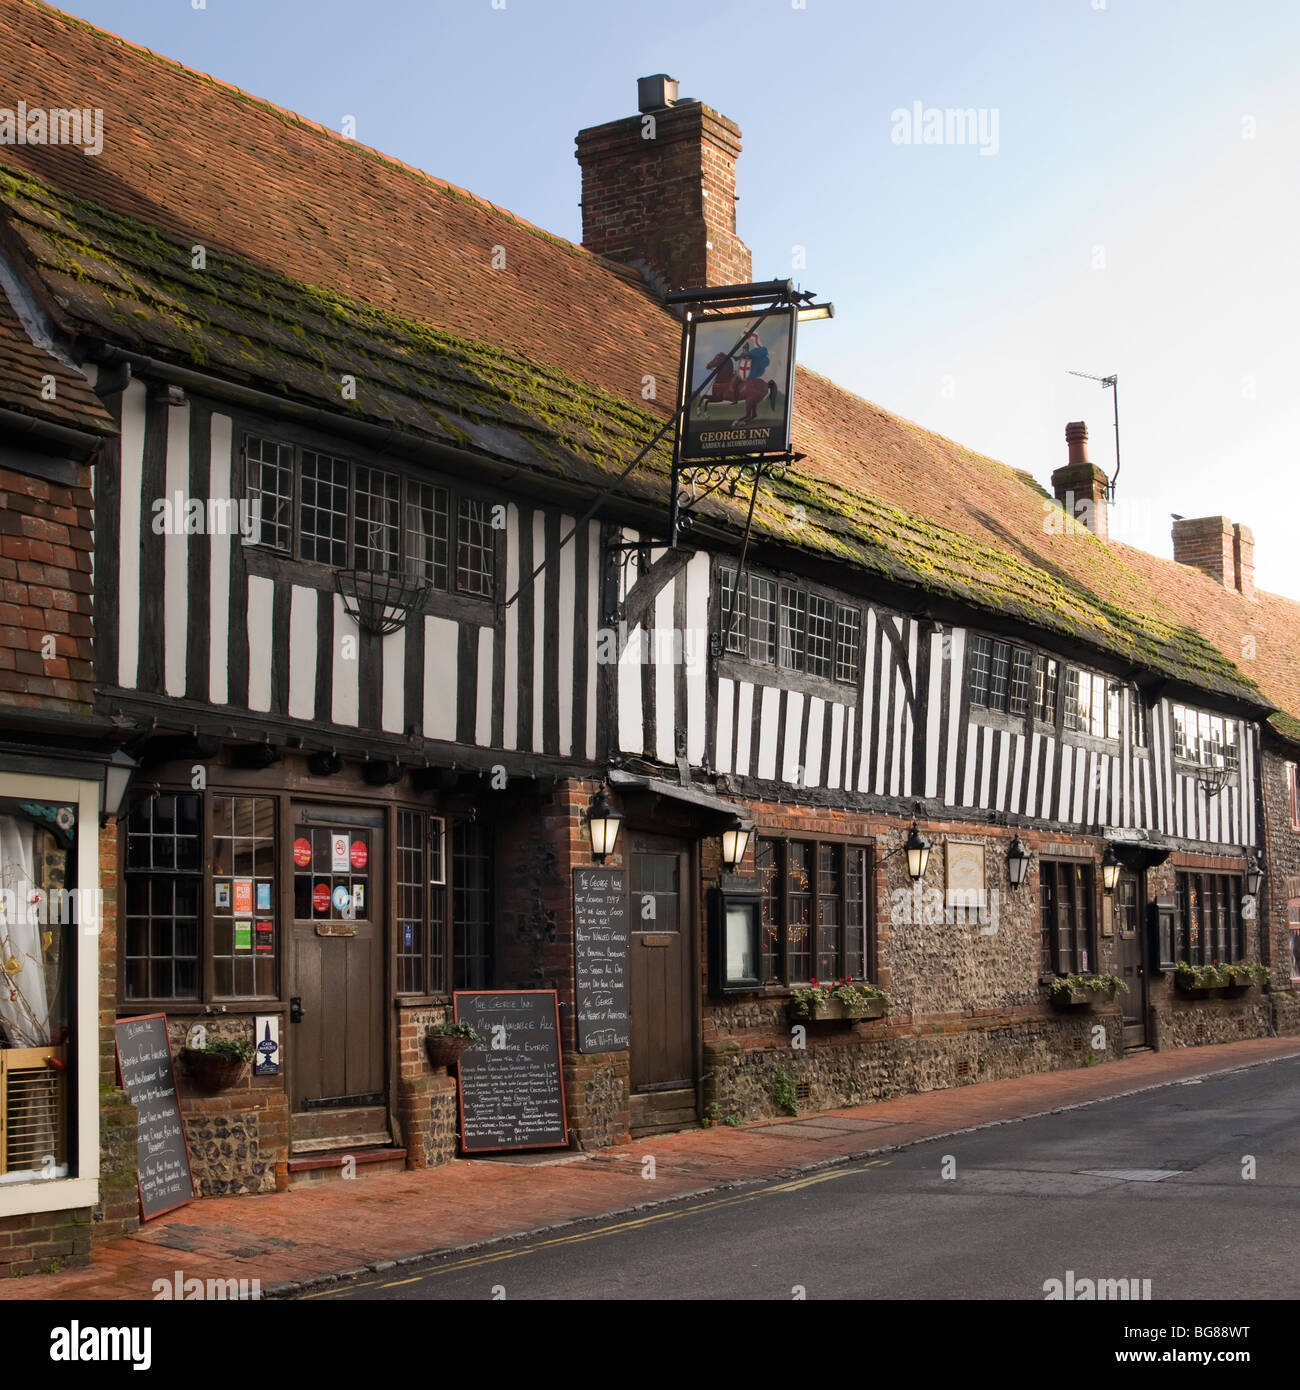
330, 834, 350, 872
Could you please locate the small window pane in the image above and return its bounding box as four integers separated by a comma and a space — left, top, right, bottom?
405, 481, 449, 589
455, 497, 495, 597
834, 606, 860, 683
748, 577, 777, 663
299, 451, 349, 567
988, 641, 1011, 710
353, 465, 401, 572
1008, 648, 1032, 716
1035, 657, 1058, 723
969, 637, 992, 707
779, 587, 807, 672
806, 594, 834, 678
720, 568, 747, 655
244, 435, 294, 551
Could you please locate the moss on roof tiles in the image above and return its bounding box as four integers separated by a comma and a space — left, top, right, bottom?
0, 163, 1264, 706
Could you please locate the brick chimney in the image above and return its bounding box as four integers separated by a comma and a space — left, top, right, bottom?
575, 76, 752, 292
1172, 516, 1257, 600
1051, 422, 1109, 539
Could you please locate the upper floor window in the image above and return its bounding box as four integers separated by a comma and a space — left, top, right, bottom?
720, 568, 860, 685
1034, 655, 1059, 723
1289, 764, 1299, 829
1063, 667, 1121, 739
1172, 705, 1239, 771
243, 433, 495, 599
969, 636, 1032, 716
1130, 691, 1148, 747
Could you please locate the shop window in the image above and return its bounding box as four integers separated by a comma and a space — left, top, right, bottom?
752, 836, 872, 987
1288, 765, 1299, 829
396, 811, 447, 996
0, 797, 76, 1183
1039, 859, 1096, 974
124, 792, 201, 1000
1289, 901, 1300, 982
1174, 872, 1243, 965
452, 820, 493, 991
125, 792, 278, 1004
211, 796, 277, 999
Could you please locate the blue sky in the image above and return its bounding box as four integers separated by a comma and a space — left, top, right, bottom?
53, 0, 1300, 597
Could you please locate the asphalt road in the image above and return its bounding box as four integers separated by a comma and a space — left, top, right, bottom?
307, 1054, 1300, 1301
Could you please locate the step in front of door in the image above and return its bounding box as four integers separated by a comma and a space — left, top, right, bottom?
284, 1146, 408, 1188
630, 1087, 699, 1138
291, 1104, 390, 1155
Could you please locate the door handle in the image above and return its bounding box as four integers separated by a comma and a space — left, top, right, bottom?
290, 996, 305, 1023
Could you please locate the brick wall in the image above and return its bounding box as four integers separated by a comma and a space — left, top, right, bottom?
0, 462, 95, 713
1261, 748, 1300, 1033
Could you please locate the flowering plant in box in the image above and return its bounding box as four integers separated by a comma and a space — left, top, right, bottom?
790, 977, 891, 1019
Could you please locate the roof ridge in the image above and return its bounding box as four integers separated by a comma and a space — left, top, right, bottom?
23, 0, 610, 270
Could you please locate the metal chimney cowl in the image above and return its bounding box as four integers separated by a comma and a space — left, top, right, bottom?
637, 74, 679, 113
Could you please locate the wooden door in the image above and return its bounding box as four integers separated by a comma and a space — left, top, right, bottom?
289, 811, 386, 1151
628, 836, 695, 1102
1114, 869, 1148, 1047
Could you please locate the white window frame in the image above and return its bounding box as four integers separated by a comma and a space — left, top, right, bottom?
0, 773, 100, 1219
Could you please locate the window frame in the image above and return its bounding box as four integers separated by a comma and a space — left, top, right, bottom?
1173, 870, 1243, 966
718, 564, 862, 688
240, 428, 498, 603
752, 834, 874, 988
1039, 858, 1097, 976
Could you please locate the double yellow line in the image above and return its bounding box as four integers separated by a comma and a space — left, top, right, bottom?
303, 1158, 890, 1297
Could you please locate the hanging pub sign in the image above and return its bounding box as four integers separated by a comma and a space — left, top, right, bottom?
680, 305, 798, 461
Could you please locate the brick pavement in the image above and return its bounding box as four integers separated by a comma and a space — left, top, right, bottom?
4, 1035, 1297, 1301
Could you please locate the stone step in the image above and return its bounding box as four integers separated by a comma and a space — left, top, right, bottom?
284, 1146, 407, 1187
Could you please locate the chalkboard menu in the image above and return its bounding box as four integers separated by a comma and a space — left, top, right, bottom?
453, 991, 568, 1153
573, 867, 630, 1053
113, 1014, 195, 1220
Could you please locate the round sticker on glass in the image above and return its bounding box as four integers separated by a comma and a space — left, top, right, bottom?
350, 839, 368, 870
312, 882, 330, 914
332, 885, 350, 912
293, 838, 312, 868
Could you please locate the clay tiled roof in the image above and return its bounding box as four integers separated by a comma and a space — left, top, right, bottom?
0, 283, 113, 435
0, 0, 1284, 712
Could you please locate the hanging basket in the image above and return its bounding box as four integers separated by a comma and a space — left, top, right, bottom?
335, 568, 430, 636
181, 1049, 248, 1092
425, 1034, 471, 1071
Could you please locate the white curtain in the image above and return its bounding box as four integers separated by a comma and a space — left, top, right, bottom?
0, 814, 49, 1048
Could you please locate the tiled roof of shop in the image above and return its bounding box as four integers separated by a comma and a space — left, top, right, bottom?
0, 280, 114, 434
0, 0, 1290, 716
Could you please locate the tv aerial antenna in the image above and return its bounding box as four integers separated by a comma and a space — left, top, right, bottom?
1067, 370, 1120, 500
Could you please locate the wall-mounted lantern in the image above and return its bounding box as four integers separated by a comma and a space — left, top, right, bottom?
1101, 844, 1121, 894
720, 818, 752, 871
100, 748, 137, 826
1245, 854, 1263, 898
905, 820, 930, 882
1007, 836, 1031, 890
586, 787, 623, 863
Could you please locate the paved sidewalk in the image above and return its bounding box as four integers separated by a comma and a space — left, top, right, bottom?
5, 1035, 1299, 1301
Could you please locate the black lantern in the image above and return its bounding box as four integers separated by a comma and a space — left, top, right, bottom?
905, 820, 930, 882
1101, 844, 1121, 893
586, 788, 623, 863
1007, 836, 1031, 890
100, 748, 137, 826
720, 818, 752, 870
1245, 855, 1263, 898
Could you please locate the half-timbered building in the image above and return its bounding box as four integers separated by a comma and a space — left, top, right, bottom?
0, 0, 1297, 1270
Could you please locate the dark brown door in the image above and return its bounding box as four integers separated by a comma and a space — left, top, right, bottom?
628, 836, 696, 1128
289, 811, 386, 1150
1115, 870, 1148, 1048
